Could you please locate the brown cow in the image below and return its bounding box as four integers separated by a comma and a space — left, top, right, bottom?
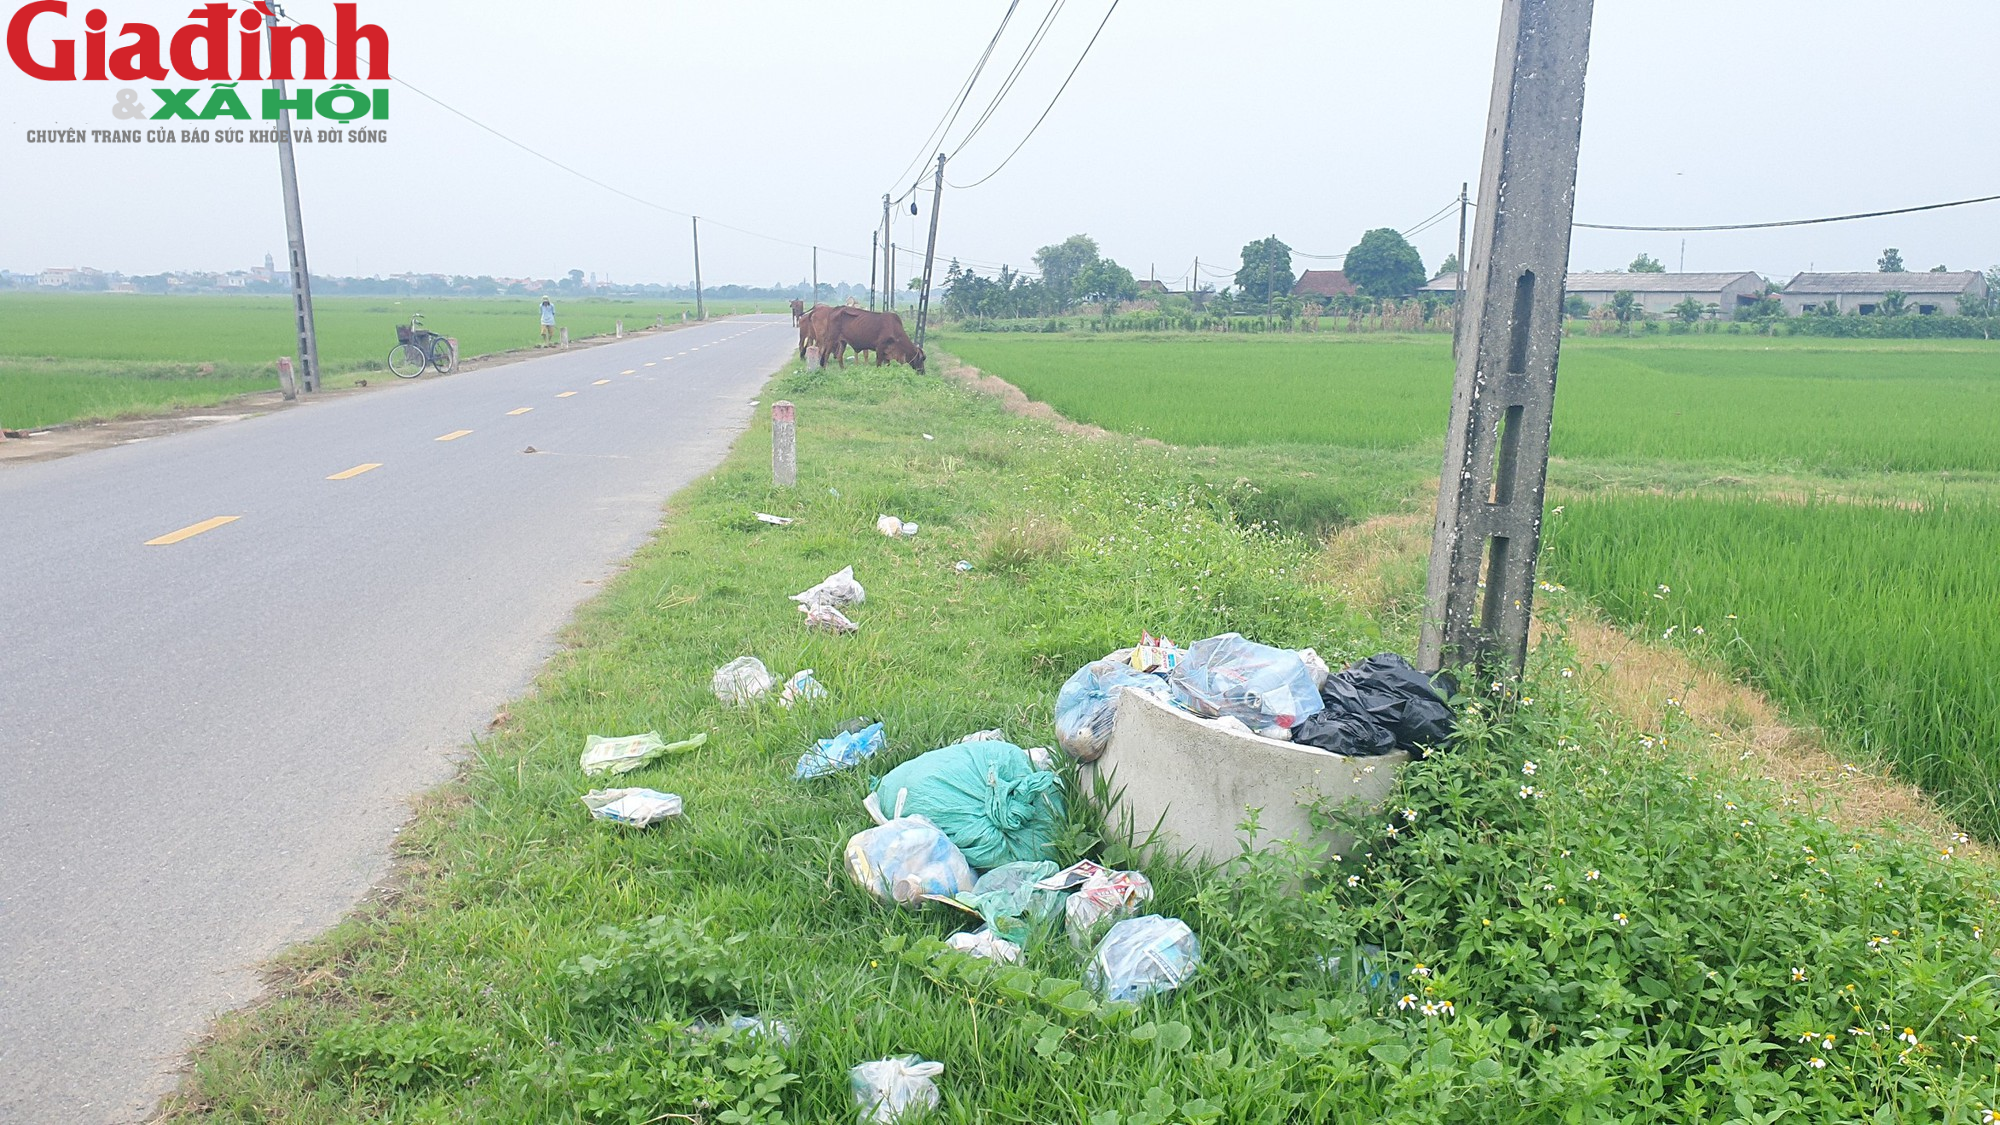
825, 310, 925, 373
798, 304, 862, 364
788, 298, 805, 324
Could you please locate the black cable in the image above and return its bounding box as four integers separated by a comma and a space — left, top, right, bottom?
1572, 192, 2000, 232
948, 0, 1070, 160
887, 0, 1022, 204
947, 0, 1120, 190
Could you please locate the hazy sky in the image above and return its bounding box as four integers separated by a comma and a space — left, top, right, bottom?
5, 1, 1997, 288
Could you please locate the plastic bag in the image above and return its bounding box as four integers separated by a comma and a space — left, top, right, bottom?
1087, 915, 1201, 1002
580, 731, 707, 776
796, 721, 885, 780
780, 669, 828, 707
713, 657, 776, 706
869, 742, 1065, 869
875, 514, 918, 538
1066, 869, 1155, 943
1298, 647, 1330, 689
845, 816, 976, 907
793, 565, 866, 609
963, 860, 1062, 939
801, 603, 860, 634
1168, 633, 1325, 731
947, 926, 1023, 964
1293, 653, 1455, 756
580, 788, 684, 826
850, 1056, 943, 1123
1054, 659, 1173, 763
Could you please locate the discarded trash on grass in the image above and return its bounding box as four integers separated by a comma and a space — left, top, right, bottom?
1169, 633, 1325, 733
850, 1056, 943, 1124
1292, 652, 1456, 756
875, 514, 915, 538
955, 560, 974, 572
713, 657, 777, 706
1066, 869, 1156, 943
755, 512, 795, 526
688, 1014, 795, 1047
780, 668, 828, 707
1126, 631, 1183, 674
922, 434, 935, 441
1055, 659, 1173, 762
844, 816, 976, 907
801, 603, 860, 634
1036, 859, 1111, 892
793, 565, 865, 608
947, 926, 1022, 964
579, 731, 707, 776
795, 721, 886, 780
959, 860, 1063, 939
957, 728, 1005, 744
580, 788, 684, 827
1298, 647, 1330, 689
865, 741, 1065, 868
1087, 915, 1201, 1002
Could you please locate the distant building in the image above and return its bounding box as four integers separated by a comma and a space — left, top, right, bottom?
1564, 272, 1766, 319
1779, 271, 1988, 316
1292, 269, 1356, 301
1419, 271, 1465, 297
1136, 278, 1171, 295
37, 267, 79, 287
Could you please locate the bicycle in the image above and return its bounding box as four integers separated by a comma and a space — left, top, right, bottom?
388, 315, 456, 378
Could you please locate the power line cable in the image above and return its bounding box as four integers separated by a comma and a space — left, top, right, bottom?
947, 0, 1120, 190
946, 0, 1070, 160
885, 0, 1023, 203
1572, 192, 2000, 232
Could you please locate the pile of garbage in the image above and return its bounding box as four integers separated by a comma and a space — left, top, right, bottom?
1054, 631, 1455, 763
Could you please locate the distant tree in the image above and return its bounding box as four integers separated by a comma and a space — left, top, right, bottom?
1078, 258, 1139, 311
1344, 228, 1426, 298
1608, 290, 1641, 332
1878, 290, 1907, 316
1032, 234, 1101, 312
1564, 294, 1592, 319
1236, 236, 1295, 307
1815, 299, 1841, 317
1931, 264, 1951, 272
1878, 248, 1905, 273
1437, 252, 1461, 278
1672, 297, 1705, 323
1629, 252, 1666, 273
1959, 294, 1988, 316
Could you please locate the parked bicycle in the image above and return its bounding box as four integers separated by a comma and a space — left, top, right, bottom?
388, 315, 456, 378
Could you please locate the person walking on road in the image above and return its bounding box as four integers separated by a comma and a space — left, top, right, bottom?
539, 297, 557, 347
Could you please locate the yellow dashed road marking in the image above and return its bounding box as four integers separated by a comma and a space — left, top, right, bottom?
594, 379, 611, 385
436, 430, 473, 441
508, 407, 533, 416
644, 362, 656, 367
146, 516, 239, 546
557, 391, 578, 398
327, 463, 381, 480
621, 369, 636, 375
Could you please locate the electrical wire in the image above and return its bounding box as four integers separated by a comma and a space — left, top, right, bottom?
1572, 192, 2000, 232
947, 0, 1121, 190
946, 0, 1070, 160
885, 0, 1023, 204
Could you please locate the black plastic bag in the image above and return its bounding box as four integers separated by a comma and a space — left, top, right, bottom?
1292, 653, 1454, 756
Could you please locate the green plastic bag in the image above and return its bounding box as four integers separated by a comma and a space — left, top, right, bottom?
870, 742, 1065, 870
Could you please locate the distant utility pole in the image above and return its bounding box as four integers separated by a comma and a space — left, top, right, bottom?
888, 244, 897, 313
1192, 257, 1199, 298
261, 3, 321, 392
1419, 0, 1595, 680
1679, 238, 1686, 272
869, 231, 879, 310
880, 194, 892, 312
691, 216, 705, 320
915, 155, 947, 349
812, 246, 819, 306
1453, 181, 1470, 358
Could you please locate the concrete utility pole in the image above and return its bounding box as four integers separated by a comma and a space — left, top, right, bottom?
1418, 0, 1595, 679
812, 246, 819, 307
1453, 181, 1471, 358
880, 194, 892, 312
691, 216, 705, 321
261, 4, 321, 392
888, 244, 897, 313
914, 154, 946, 349
869, 231, 879, 310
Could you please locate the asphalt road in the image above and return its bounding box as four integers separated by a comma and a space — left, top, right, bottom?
0, 315, 797, 1123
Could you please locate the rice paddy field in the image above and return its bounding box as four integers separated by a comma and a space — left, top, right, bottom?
937, 329, 2000, 837
0, 293, 765, 429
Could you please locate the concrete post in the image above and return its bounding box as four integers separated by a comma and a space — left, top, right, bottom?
276, 356, 298, 401
615, 319, 624, 338
804, 345, 820, 369
772, 401, 797, 488
560, 327, 570, 348
1418, 0, 1595, 679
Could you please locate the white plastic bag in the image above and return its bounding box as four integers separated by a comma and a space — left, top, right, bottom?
1087, 915, 1202, 1002
946, 926, 1022, 964
1065, 870, 1155, 943
1169, 633, 1326, 732
579, 732, 706, 776
712, 657, 776, 705
1298, 647, 1331, 689
780, 669, 828, 707
876, 514, 918, 538
850, 1056, 943, 1123
844, 816, 976, 907
801, 603, 860, 634
793, 565, 866, 609
580, 788, 684, 827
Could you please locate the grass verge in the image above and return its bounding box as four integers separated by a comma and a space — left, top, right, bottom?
165, 358, 2000, 1122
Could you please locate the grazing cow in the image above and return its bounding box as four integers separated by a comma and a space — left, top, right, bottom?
826, 310, 925, 373
798, 304, 865, 365
789, 298, 805, 324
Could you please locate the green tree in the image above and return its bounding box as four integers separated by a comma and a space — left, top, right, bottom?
1078, 258, 1139, 311
1815, 299, 1840, 317
1878, 248, 1905, 272
1629, 252, 1666, 273
1564, 294, 1592, 319
1344, 228, 1426, 298
1235, 236, 1295, 308
1671, 297, 1705, 324
1437, 252, 1461, 278
1607, 290, 1641, 332
1878, 290, 1907, 316
1930, 264, 1951, 272
1032, 234, 1101, 312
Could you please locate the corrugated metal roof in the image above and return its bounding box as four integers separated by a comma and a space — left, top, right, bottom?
1293, 269, 1355, 297
1419, 272, 1464, 292
1564, 271, 1762, 293
1783, 271, 1982, 294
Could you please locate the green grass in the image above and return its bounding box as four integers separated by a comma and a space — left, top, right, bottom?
166, 360, 2000, 1122
937, 332, 2000, 474
1544, 494, 2000, 837
0, 293, 768, 429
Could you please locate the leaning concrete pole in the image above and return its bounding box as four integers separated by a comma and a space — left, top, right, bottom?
1418, 0, 1595, 679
